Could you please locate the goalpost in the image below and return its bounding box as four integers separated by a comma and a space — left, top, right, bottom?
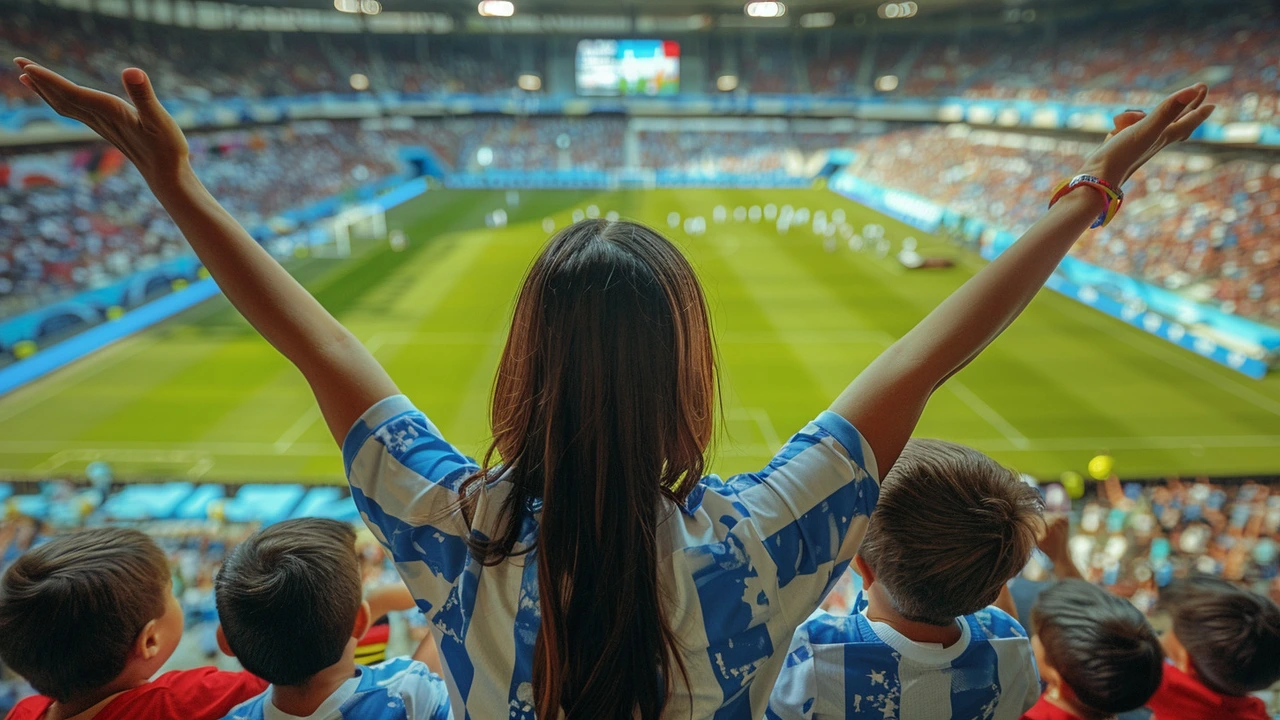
312, 203, 387, 259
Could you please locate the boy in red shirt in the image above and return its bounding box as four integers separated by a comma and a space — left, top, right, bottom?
0, 527, 265, 720
1022, 580, 1164, 720
1147, 576, 1280, 720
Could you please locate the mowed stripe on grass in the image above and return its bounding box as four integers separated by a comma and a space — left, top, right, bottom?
0, 188, 1277, 482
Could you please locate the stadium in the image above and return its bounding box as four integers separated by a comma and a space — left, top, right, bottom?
0, 0, 1278, 717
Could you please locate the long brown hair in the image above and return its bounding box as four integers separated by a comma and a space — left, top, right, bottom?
462, 219, 715, 718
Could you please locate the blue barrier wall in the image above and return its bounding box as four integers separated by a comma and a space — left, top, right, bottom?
829, 172, 1276, 379
7, 92, 1276, 148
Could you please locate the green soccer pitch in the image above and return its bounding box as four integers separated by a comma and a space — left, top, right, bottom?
1, 187, 1278, 484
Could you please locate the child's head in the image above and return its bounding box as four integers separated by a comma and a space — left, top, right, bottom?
1158, 575, 1280, 696
1031, 580, 1163, 718
0, 527, 182, 703
215, 518, 368, 686
856, 438, 1043, 625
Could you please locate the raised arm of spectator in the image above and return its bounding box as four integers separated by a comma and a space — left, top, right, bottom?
1039, 515, 1084, 581
830, 84, 1213, 473
13, 60, 397, 445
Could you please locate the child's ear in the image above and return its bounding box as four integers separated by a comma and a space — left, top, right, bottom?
135, 619, 161, 661
854, 554, 877, 587
352, 600, 372, 641
216, 625, 235, 658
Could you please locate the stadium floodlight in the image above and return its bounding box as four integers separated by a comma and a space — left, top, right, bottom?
875, 74, 899, 91
518, 74, 542, 91
333, 0, 358, 12
800, 12, 835, 27
359, 0, 381, 14
716, 74, 739, 92
349, 73, 370, 90
478, 0, 515, 17
744, 2, 786, 19
877, 2, 917, 19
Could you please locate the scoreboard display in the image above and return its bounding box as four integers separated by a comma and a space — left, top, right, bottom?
575, 39, 680, 97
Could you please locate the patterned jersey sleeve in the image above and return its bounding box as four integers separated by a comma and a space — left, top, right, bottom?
705, 411, 879, 629
343, 395, 479, 613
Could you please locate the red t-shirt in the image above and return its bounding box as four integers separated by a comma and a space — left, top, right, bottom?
1021, 695, 1084, 720
1146, 661, 1270, 720
4, 668, 266, 720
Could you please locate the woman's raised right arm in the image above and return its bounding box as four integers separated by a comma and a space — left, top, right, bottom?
15, 60, 398, 445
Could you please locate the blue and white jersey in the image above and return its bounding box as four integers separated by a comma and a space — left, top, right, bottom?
767, 595, 1039, 720
344, 395, 879, 720
222, 658, 451, 720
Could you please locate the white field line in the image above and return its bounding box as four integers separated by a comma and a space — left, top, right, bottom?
726, 407, 783, 451
271, 332, 398, 454
3, 435, 1280, 461
1052, 301, 1280, 417
949, 381, 1031, 449
0, 336, 161, 424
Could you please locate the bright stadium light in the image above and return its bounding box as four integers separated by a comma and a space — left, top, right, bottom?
518, 74, 542, 91
333, 0, 358, 12
478, 0, 515, 17
360, 0, 381, 13
744, 2, 786, 18
349, 73, 370, 90
875, 74, 899, 91
716, 74, 739, 92
878, 2, 917, 19
800, 12, 835, 27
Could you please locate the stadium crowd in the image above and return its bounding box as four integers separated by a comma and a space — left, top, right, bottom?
3, 467, 1279, 718
0, 120, 404, 320
849, 126, 1280, 324
1, 3, 1277, 119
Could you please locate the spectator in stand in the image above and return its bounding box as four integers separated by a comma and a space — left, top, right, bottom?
214, 519, 450, 720
768, 439, 1043, 719
0, 527, 266, 720
1022, 580, 1165, 720
1146, 576, 1280, 720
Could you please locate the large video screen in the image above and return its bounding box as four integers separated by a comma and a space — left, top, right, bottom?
576, 39, 680, 97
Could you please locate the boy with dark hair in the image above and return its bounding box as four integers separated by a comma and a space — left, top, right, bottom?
768, 439, 1044, 719
0, 527, 265, 720
1023, 580, 1164, 720
215, 518, 450, 720
1146, 575, 1280, 720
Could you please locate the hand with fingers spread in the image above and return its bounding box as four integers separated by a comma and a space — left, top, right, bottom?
1079, 83, 1215, 188
14, 59, 189, 183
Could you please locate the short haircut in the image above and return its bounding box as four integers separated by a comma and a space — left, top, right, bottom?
858, 438, 1043, 625
1032, 580, 1164, 717
1160, 575, 1280, 696
0, 527, 170, 702
215, 518, 363, 686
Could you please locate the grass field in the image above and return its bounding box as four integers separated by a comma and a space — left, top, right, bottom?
1, 187, 1279, 483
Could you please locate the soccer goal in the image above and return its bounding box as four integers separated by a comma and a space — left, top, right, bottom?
313, 203, 387, 259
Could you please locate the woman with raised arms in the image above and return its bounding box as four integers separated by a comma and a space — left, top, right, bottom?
12, 58, 1211, 720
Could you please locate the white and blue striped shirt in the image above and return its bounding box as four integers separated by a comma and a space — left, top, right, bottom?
343, 395, 879, 720
767, 595, 1039, 719
221, 658, 452, 720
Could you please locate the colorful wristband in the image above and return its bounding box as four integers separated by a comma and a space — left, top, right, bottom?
1049, 174, 1125, 228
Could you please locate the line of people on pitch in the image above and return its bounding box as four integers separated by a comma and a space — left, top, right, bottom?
1, 439, 1278, 720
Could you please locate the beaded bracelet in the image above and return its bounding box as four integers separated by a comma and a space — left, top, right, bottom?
1049, 174, 1125, 228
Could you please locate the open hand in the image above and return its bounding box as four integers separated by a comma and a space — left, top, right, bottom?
14, 59, 189, 182
1079, 83, 1214, 188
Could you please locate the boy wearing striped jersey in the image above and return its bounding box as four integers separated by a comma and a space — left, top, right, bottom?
215, 519, 451, 720
769, 439, 1043, 719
